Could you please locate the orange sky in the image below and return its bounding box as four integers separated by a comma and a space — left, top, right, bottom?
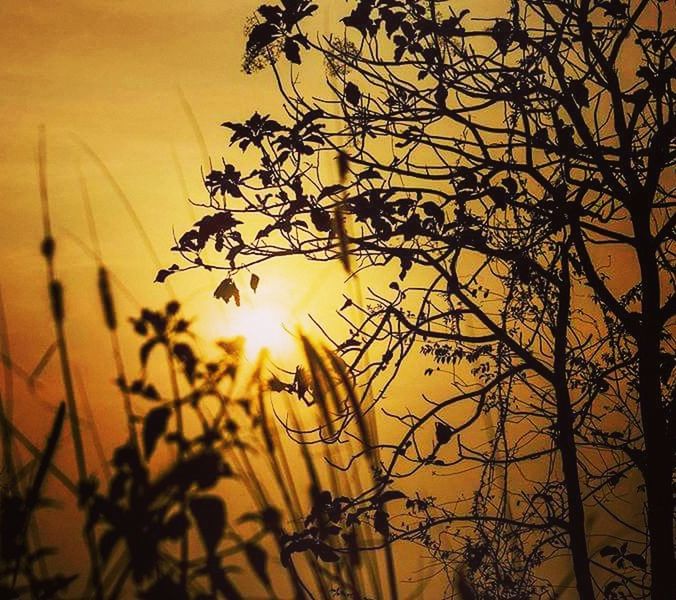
1, 0, 260, 312
0, 2, 357, 590
0, 0, 353, 504
0, 0, 327, 394
0, 0, 370, 526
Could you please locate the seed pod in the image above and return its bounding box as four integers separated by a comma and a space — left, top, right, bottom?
97, 267, 117, 330
336, 150, 349, 183
49, 280, 64, 323
41, 236, 55, 260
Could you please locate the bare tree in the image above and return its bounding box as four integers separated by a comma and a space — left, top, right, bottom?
163, 1, 675, 597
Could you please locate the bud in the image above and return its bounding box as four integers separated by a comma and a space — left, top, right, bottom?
49, 280, 64, 323
97, 267, 117, 330
41, 236, 55, 260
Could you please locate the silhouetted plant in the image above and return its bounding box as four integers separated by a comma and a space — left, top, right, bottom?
1, 123, 405, 599
0, 402, 79, 600
163, 1, 674, 598
76, 302, 390, 599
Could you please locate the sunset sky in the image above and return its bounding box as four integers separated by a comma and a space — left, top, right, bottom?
0, 0, 340, 535
0, 1, 357, 587
0, 0, 342, 415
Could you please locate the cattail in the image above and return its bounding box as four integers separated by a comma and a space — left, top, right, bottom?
38, 127, 103, 599
49, 280, 64, 323
300, 334, 336, 438
333, 151, 352, 272
40, 235, 55, 260
337, 150, 350, 183
333, 205, 352, 273
97, 266, 117, 330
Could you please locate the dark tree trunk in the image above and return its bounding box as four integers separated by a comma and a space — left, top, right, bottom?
634, 213, 675, 599
554, 256, 596, 600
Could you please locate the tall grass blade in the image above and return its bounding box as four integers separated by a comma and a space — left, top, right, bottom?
81, 173, 139, 451
177, 86, 210, 171
23, 402, 65, 516
324, 348, 375, 471
37, 126, 104, 600
2, 411, 78, 495
75, 370, 111, 481
0, 286, 18, 495
27, 342, 57, 388
74, 136, 176, 296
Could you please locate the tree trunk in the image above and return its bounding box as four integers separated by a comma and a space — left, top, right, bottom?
554, 255, 596, 600
634, 215, 675, 599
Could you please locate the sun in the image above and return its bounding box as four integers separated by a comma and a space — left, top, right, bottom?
207, 300, 295, 360
234, 304, 293, 357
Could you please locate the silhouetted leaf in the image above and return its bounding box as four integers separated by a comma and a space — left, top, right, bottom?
143, 406, 171, 459
173, 342, 197, 383
626, 553, 647, 569
570, 79, 590, 107
318, 183, 345, 200
214, 278, 241, 306
358, 167, 382, 180
378, 490, 407, 504
311, 206, 332, 232
245, 543, 271, 587
163, 511, 189, 539
316, 543, 340, 562
139, 338, 159, 367
183, 451, 227, 490
487, 186, 508, 209
247, 21, 280, 55
284, 37, 301, 63
345, 81, 361, 106
154, 269, 174, 283
374, 509, 389, 537
435, 422, 453, 445
166, 300, 180, 315
491, 19, 512, 55
342, 0, 379, 36
421, 201, 444, 225
250, 273, 260, 292
501, 176, 518, 196
189, 495, 226, 554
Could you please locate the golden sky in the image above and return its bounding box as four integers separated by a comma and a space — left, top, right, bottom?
0, 0, 323, 381
0, 0, 362, 508
0, 0, 349, 492
0, 1, 354, 587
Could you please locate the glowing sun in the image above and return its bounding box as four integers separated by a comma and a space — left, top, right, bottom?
208, 301, 294, 359
238, 305, 293, 356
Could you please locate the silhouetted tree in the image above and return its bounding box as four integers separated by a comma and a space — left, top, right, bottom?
164, 1, 674, 598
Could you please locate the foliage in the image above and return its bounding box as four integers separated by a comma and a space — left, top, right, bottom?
1, 297, 410, 599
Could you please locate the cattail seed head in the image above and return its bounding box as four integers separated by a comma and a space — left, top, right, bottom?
97, 267, 117, 330
49, 280, 64, 323
41, 236, 55, 260
337, 150, 349, 183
